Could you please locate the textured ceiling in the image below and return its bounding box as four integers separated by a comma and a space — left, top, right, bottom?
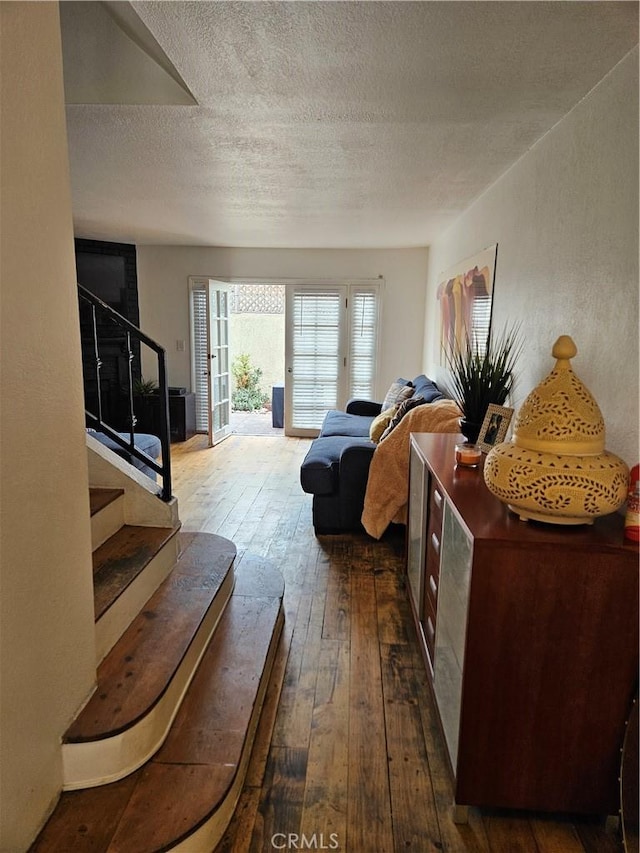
61, 1, 639, 248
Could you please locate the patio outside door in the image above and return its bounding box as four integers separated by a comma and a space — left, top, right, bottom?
190, 278, 231, 446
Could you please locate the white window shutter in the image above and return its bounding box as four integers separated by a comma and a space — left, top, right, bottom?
190, 285, 209, 432
348, 286, 379, 400
290, 289, 344, 430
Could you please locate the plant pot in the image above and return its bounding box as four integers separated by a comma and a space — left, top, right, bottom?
459, 418, 482, 443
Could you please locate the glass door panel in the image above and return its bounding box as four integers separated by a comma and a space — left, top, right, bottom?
433, 502, 473, 771
189, 277, 231, 446
207, 282, 231, 445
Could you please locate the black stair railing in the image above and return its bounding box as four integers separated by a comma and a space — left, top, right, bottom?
78, 284, 172, 501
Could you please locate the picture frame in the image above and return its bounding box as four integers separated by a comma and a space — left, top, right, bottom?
478, 404, 513, 453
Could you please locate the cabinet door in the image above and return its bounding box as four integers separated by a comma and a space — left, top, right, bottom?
407, 443, 428, 621
433, 502, 472, 772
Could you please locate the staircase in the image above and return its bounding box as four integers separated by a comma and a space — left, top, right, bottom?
31, 476, 284, 851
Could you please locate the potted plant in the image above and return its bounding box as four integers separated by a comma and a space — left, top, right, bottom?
133, 377, 159, 396
444, 324, 523, 443
132, 377, 159, 432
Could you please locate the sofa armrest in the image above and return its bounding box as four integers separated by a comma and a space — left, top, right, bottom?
345, 399, 383, 416
339, 441, 376, 485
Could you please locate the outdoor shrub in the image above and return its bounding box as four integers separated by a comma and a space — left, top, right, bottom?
231, 353, 269, 411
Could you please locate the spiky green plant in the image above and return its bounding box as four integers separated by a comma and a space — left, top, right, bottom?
133, 377, 158, 396
444, 324, 523, 426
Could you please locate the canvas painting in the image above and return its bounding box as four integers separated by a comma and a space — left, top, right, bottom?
437, 244, 497, 362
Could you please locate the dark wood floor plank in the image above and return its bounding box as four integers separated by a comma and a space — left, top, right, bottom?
270, 592, 313, 748
272, 589, 324, 750
483, 812, 540, 852
530, 815, 591, 852
301, 639, 350, 847
375, 563, 414, 647
244, 626, 292, 790
251, 746, 308, 853
322, 544, 351, 642
380, 642, 442, 852
575, 820, 624, 853
347, 569, 394, 852
215, 787, 262, 853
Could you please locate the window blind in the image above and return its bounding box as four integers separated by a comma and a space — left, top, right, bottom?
291, 290, 343, 430
471, 294, 492, 356
349, 287, 379, 400
190, 285, 209, 432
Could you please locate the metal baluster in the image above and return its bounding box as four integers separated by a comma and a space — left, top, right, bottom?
157, 350, 172, 501
90, 302, 103, 424
125, 330, 137, 448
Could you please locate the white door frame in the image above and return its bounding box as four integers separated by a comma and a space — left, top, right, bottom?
189, 277, 231, 446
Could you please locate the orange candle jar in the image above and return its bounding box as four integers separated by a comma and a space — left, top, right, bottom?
455, 442, 482, 467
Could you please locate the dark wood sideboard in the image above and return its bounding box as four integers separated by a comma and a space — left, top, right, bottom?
407, 432, 639, 817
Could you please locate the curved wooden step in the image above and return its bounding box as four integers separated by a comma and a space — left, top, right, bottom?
31, 554, 284, 853
63, 532, 237, 789
93, 524, 182, 663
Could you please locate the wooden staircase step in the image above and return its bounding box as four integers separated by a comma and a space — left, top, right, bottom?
63, 533, 237, 789
31, 555, 285, 853
93, 525, 180, 620
90, 488, 125, 516
90, 488, 126, 552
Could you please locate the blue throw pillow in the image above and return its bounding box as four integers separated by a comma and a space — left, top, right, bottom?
411, 375, 445, 403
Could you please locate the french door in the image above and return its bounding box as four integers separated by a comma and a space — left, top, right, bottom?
285, 282, 380, 436
189, 278, 231, 446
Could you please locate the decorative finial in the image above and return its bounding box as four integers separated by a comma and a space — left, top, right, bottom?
552, 335, 577, 369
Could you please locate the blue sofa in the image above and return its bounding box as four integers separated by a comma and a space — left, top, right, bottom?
89, 430, 161, 480
300, 375, 445, 534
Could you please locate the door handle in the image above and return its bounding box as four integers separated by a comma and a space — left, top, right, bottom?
287, 367, 292, 373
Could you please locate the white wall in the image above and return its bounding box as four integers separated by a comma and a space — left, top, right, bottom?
230, 313, 285, 395
136, 247, 429, 401
424, 48, 639, 467
0, 4, 97, 849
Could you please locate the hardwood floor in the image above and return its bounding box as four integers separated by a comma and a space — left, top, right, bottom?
171, 434, 623, 853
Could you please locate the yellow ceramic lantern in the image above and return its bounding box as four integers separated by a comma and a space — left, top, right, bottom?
483, 335, 629, 524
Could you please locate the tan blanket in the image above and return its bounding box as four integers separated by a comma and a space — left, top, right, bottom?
361, 399, 462, 539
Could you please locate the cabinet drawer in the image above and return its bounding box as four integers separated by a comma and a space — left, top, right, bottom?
425, 518, 442, 585
423, 595, 437, 672
429, 481, 444, 525
425, 566, 439, 614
